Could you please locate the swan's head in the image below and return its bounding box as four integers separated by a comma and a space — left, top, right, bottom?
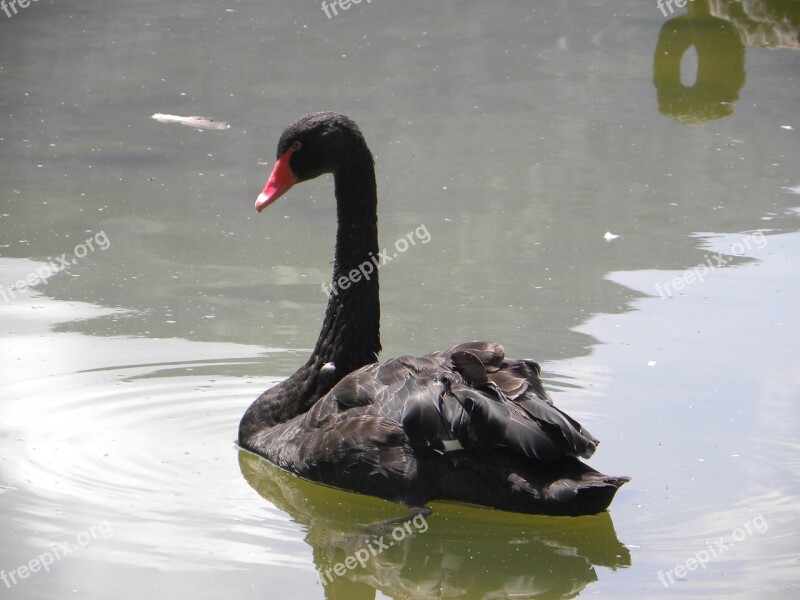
255, 112, 370, 212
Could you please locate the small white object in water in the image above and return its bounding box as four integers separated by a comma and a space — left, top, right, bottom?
647, 360, 657, 367
604, 231, 620, 241
151, 113, 230, 130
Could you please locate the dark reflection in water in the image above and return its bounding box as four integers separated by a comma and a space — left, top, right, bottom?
653, 2, 745, 124
653, 0, 799, 124
239, 450, 630, 600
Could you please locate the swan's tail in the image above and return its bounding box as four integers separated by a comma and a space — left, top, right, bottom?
421, 450, 629, 516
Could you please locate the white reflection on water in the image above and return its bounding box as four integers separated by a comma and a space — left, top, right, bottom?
1, 257, 310, 579
0, 257, 633, 600
565, 229, 800, 597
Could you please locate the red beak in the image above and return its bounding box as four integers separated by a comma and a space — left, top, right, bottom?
255, 148, 298, 212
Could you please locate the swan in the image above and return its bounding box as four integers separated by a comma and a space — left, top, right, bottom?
238, 112, 628, 516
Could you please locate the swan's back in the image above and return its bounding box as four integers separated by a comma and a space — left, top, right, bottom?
305, 341, 599, 463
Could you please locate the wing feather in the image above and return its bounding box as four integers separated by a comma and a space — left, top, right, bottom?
304, 341, 599, 463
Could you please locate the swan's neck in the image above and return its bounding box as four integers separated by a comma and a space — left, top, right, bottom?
311, 150, 381, 374
238, 136, 381, 441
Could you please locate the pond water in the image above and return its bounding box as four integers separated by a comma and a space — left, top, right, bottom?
1, 1, 799, 598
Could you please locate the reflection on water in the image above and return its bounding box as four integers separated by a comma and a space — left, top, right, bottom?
0, 271, 631, 599
709, 0, 800, 48
239, 451, 630, 600
653, 4, 745, 123
653, 0, 799, 123
1, 0, 799, 599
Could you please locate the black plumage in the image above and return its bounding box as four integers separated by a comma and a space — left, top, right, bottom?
238, 112, 628, 516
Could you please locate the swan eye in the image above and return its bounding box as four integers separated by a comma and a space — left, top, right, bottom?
290, 140, 302, 152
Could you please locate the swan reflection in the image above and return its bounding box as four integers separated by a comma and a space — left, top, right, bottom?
239, 450, 631, 600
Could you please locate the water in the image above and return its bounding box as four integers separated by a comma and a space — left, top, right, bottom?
1, 1, 799, 598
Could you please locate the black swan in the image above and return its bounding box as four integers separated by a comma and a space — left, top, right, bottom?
238, 112, 628, 516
